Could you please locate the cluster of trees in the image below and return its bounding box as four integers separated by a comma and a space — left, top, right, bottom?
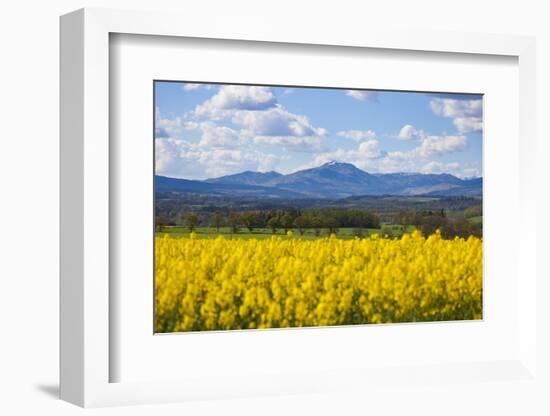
156, 208, 381, 235
267, 213, 336, 236
395, 209, 446, 227
396, 208, 482, 239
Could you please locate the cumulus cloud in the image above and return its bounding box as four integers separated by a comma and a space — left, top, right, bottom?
155, 107, 186, 138
420, 161, 460, 174
155, 107, 287, 176
397, 124, 426, 140
309, 147, 413, 174
306, 131, 468, 174
183, 121, 200, 130
430, 98, 481, 118
195, 85, 277, 118
345, 90, 379, 102
155, 138, 196, 176
389, 122, 467, 160
155, 137, 279, 179
191, 86, 327, 152
156, 116, 246, 149
430, 98, 482, 133
453, 117, 483, 133
336, 129, 377, 142
356, 140, 384, 159
196, 122, 246, 149
416, 135, 467, 157
309, 139, 385, 167
234, 106, 325, 138
253, 135, 324, 153
155, 115, 183, 138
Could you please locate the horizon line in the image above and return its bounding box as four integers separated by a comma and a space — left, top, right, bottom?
156, 160, 483, 181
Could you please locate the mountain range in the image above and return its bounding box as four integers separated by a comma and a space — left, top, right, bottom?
156, 161, 482, 199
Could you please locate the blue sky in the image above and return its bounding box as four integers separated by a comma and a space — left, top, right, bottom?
155, 82, 482, 180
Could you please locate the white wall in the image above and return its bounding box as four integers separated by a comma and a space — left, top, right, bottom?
1, 1, 548, 415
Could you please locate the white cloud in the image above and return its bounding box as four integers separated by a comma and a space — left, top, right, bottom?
453, 117, 483, 133
309, 148, 414, 174
155, 137, 279, 179
155, 138, 196, 176
195, 85, 277, 118
192, 86, 327, 152
430, 98, 482, 118
397, 124, 426, 140
155, 115, 182, 138
185, 118, 322, 153
357, 140, 384, 159
309, 139, 385, 168
182, 83, 214, 91
420, 161, 460, 174
234, 106, 325, 139
183, 121, 200, 130
430, 98, 482, 133
461, 167, 481, 178
253, 135, 324, 153
197, 122, 245, 149
336, 129, 376, 142
416, 135, 467, 157
182, 83, 202, 91
306, 132, 468, 175
157, 118, 247, 149
345, 90, 379, 102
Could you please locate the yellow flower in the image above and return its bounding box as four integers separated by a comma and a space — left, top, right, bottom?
155, 232, 482, 332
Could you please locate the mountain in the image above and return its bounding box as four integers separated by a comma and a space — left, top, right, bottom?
418, 177, 482, 197
205, 170, 282, 186
156, 162, 482, 199
262, 161, 387, 198
155, 175, 306, 199
375, 172, 470, 196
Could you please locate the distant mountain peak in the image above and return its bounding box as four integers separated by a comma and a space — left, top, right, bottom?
322, 160, 351, 167
315, 161, 373, 176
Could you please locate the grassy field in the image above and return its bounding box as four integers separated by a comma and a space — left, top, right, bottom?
468, 215, 483, 224
156, 225, 416, 240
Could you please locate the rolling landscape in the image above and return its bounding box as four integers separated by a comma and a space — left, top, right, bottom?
156, 161, 482, 200
155, 161, 482, 235
155, 160, 482, 242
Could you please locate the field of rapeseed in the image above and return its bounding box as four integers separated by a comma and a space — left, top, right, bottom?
155, 231, 482, 332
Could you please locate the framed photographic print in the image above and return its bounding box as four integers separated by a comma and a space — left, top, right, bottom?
60, 7, 541, 409
153, 81, 483, 334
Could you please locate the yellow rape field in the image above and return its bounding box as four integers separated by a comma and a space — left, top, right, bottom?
155, 231, 482, 332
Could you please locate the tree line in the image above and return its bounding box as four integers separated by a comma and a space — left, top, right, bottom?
156, 206, 482, 239
156, 208, 381, 235
396, 208, 482, 239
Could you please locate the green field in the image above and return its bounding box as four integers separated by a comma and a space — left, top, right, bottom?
468, 215, 483, 225
156, 225, 416, 240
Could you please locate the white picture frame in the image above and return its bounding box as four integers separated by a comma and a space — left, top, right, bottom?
60, 7, 539, 408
